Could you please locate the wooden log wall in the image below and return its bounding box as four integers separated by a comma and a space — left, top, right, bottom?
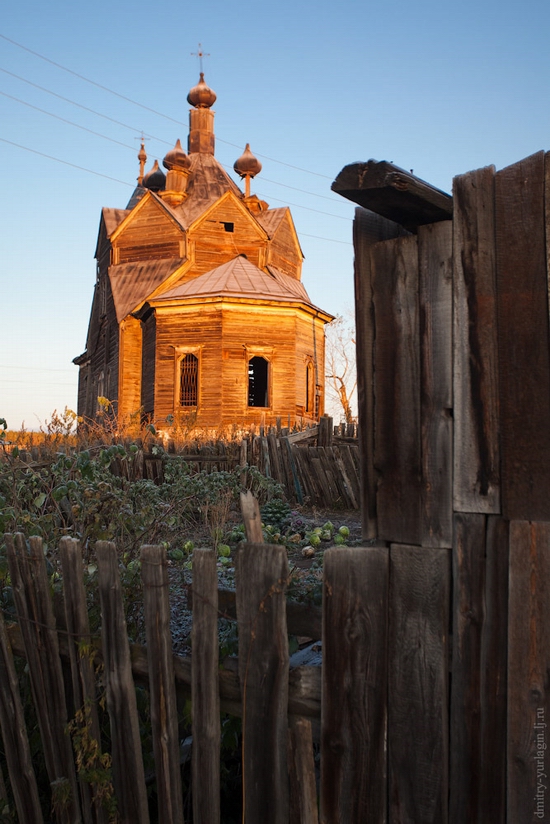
349, 149, 550, 823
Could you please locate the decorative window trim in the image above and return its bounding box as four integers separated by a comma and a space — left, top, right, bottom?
247, 353, 271, 409
174, 345, 202, 409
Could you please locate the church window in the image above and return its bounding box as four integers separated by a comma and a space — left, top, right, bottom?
248, 356, 269, 407
180, 354, 199, 406
222, 222, 234, 233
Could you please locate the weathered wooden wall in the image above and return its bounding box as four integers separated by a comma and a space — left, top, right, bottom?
347, 149, 550, 823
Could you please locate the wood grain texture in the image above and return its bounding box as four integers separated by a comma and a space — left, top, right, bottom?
507, 520, 550, 824
191, 549, 220, 824
495, 151, 550, 520
96, 541, 150, 824
59, 537, 109, 824
141, 545, 185, 824
450, 514, 509, 824
288, 718, 318, 824
372, 234, 422, 544
389, 544, 450, 824
5, 534, 81, 824
321, 546, 389, 824
353, 208, 410, 539
418, 221, 453, 547
449, 513, 486, 824
0, 607, 43, 823
453, 165, 500, 513
235, 543, 290, 824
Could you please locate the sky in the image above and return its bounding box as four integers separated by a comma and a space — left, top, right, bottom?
1, 0, 549, 429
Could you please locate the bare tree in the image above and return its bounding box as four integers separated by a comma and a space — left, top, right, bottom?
324, 313, 357, 424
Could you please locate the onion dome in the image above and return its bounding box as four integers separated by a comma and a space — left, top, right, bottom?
142, 159, 166, 191
233, 144, 262, 179
163, 139, 191, 171
187, 73, 217, 108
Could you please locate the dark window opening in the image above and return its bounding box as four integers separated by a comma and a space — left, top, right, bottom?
248, 356, 269, 407
180, 354, 198, 406
222, 222, 234, 233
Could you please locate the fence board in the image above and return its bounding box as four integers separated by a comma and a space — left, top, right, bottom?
495, 151, 550, 520
321, 546, 389, 823
96, 541, 150, 824
141, 545, 184, 824
191, 549, 220, 824
449, 513, 485, 824
452, 165, 500, 513
5, 533, 81, 824
372, 234, 422, 544
389, 544, 449, 824
59, 537, 109, 824
0, 608, 43, 823
418, 221, 453, 547
353, 208, 409, 538
288, 718, 318, 824
479, 516, 508, 823
235, 543, 290, 824
508, 520, 550, 823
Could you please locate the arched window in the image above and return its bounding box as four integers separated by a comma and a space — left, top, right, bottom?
248, 356, 269, 407
180, 354, 198, 406
305, 362, 315, 413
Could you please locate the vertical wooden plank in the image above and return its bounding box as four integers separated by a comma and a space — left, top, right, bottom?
449, 514, 486, 824
479, 516, 508, 823
452, 166, 500, 513
191, 549, 220, 824
372, 234, 422, 544
321, 546, 388, 824
235, 543, 289, 824
59, 537, 109, 824
389, 544, 449, 824
353, 208, 410, 539
0, 608, 43, 823
495, 151, 550, 520
508, 521, 550, 823
288, 718, 318, 824
5, 533, 82, 824
418, 220, 453, 547
95, 541, 150, 824
141, 545, 184, 824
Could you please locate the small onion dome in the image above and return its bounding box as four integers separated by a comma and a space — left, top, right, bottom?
138, 141, 147, 164
163, 139, 191, 171
142, 159, 166, 191
233, 143, 262, 179
187, 72, 217, 108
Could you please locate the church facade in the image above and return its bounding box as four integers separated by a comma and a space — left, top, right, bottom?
74, 75, 332, 430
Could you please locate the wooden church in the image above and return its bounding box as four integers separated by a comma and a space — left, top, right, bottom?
74, 74, 332, 430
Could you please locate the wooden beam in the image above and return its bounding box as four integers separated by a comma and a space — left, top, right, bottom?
332, 160, 453, 231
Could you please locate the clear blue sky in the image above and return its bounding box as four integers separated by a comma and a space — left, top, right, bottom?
1, 0, 549, 429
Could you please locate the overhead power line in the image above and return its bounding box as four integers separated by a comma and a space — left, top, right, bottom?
0, 32, 334, 179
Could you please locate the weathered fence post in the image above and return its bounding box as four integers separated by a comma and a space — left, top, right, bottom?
95, 541, 150, 824
0, 605, 43, 823
235, 542, 290, 824
59, 536, 110, 824
191, 548, 220, 824
321, 545, 388, 823
5, 533, 82, 824
141, 545, 185, 824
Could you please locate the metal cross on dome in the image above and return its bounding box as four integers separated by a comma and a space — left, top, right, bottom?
191, 44, 210, 73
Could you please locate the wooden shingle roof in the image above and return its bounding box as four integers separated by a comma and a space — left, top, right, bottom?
109, 258, 185, 322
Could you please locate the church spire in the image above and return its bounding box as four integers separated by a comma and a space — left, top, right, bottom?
187, 74, 216, 155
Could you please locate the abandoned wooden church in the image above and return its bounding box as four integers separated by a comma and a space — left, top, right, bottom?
73, 74, 332, 430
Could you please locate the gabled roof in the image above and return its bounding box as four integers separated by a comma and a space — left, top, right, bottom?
153, 255, 332, 318
256, 206, 304, 258
109, 190, 187, 242
109, 258, 185, 322
175, 153, 243, 228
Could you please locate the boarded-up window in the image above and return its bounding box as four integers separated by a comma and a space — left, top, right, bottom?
180, 354, 198, 406
248, 357, 269, 407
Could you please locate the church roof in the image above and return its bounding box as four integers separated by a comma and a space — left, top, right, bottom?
109, 258, 185, 323
154, 255, 330, 316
